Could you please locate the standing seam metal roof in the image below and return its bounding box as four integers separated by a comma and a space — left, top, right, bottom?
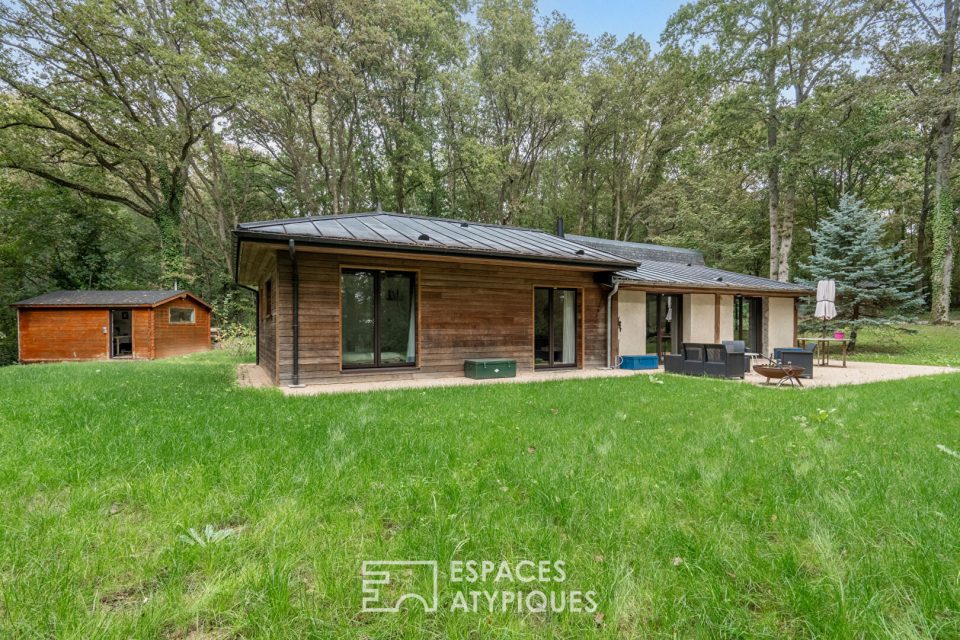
614, 262, 814, 294
234, 212, 637, 268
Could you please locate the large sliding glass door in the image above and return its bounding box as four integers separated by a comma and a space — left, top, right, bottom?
645, 294, 682, 362
534, 288, 578, 368
734, 295, 762, 354
341, 269, 416, 369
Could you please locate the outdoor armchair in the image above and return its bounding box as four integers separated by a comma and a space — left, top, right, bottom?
772, 343, 816, 378
705, 343, 745, 379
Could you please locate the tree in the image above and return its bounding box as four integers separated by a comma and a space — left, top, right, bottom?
470, 0, 586, 224
0, 0, 238, 284
665, 0, 885, 281
923, 0, 959, 322
800, 194, 924, 343
0, 173, 159, 364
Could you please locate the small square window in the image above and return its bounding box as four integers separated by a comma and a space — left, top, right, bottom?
169, 307, 195, 324
264, 279, 273, 317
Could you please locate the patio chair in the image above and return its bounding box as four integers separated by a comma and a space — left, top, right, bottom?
773, 343, 816, 379
721, 340, 749, 376
664, 352, 683, 374
704, 343, 745, 379
680, 343, 706, 376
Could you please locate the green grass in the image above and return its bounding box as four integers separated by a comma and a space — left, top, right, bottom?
1, 352, 959, 638
845, 322, 960, 367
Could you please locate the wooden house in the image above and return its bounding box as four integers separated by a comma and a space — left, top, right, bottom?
234, 212, 812, 387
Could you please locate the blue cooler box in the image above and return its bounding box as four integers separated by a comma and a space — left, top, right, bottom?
620, 355, 659, 370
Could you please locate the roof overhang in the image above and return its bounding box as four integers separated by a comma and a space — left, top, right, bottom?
612, 277, 815, 298
234, 230, 634, 283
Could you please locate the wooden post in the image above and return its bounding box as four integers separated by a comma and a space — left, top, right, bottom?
714, 294, 721, 343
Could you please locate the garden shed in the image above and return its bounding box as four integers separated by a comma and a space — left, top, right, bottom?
12, 290, 211, 363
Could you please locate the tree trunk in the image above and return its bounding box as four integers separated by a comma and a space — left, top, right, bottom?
777, 181, 796, 281
765, 9, 781, 279
932, 0, 960, 322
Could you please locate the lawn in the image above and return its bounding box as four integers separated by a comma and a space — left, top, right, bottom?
845, 322, 960, 367
1, 353, 959, 638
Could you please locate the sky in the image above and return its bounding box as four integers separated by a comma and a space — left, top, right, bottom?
536, 0, 689, 47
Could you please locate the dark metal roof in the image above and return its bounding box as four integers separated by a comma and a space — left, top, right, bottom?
12, 290, 211, 309
614, 262, 814, 295
234, 212, 636, 269
568, 234, 812, 295
567, 234, 705, 265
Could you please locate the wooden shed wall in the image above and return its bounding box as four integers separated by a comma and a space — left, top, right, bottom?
152, 299, 211, 359
264, 249, 610, 385
17, 308, 110, 362
17, 299, 209, 363
132, 308, 154, 359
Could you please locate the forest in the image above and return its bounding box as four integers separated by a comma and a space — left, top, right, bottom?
0, 0, 957, 364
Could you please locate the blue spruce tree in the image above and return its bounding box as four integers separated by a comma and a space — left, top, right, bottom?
800, 195, 924, 345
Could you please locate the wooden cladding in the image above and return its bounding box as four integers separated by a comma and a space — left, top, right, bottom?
17, 298, 210, 363
261, 249, 610, 385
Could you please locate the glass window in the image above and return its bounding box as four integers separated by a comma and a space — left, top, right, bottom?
534, 288, 578, 368
341, 269, 416, 369
169, 307, 195, 324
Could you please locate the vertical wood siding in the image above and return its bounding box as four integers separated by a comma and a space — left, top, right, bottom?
265, 251, 610, 385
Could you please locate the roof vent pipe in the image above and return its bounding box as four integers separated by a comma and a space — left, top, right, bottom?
556, 216, 564, 238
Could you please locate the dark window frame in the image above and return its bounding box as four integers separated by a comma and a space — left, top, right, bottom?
341, 268, 417, 370
734, 295, 762, 354
646, 293, 683, 363
263, 278, 273, 318
534, 287, 579, 370
168, 306, 196, 325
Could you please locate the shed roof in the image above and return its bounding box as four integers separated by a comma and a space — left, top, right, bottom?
12, 290, 212, 309
234, 212, 635, 269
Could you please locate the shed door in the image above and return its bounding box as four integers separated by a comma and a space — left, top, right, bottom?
110, 309, 133, 358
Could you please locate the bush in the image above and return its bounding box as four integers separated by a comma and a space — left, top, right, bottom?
217, 323, 255, 359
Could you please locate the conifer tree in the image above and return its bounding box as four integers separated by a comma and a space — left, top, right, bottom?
801, 195, 924, 343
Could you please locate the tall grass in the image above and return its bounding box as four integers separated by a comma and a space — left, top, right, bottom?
0, 352, 958, 638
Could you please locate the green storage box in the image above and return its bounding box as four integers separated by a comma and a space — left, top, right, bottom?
464, 358, 517, 380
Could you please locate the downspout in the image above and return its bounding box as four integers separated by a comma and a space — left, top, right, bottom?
606, 280, 620, 369
289, 239, 301, 387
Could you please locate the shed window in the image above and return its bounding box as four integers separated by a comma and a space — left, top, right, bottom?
341, 269, 416, 369
169, 307, 195, 324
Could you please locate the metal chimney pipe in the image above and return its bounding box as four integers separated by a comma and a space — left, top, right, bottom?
556, 216, 564, 237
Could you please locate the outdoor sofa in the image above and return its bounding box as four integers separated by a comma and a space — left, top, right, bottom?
664, 342, 745, 379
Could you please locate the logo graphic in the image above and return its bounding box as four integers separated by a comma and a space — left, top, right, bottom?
361, 560, 439, 613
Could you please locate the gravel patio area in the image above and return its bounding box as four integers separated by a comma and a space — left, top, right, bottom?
238, 359, 956, 394
743, 359, 956, 388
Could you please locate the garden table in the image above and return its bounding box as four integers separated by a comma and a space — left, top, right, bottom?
797, 337, 851, 367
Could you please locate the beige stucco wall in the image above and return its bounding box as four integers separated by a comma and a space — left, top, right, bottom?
765, 297, 796, 352
718, 294, 734, 343
618, 290, 646, 355
683, 293, 716, 343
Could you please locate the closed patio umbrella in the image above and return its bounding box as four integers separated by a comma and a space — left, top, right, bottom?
815, 279, 837, 338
